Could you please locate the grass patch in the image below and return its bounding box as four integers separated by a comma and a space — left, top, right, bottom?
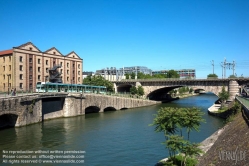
159, 155, 197, 166
216, 107, 228, 113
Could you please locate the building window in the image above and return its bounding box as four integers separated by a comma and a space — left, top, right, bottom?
20, 83, 23, 89
38, 58, 41, 64
73, 70, 75, 74
53, 52, 56, 54
38, 75, 41, 81
19, 56, 23, 62
46, 60, 48, 65
20, 74, 23, 80
29, 66, 32, 71
67, 63, 69, 67
53, 61, 55, 65
67, 70, 69, 74
3, 66, 5, 71
3, 83, 5, 88
20, 65, 23, 71
73, 64, 75, 68
29, 47, 32, 51
46, 68, 49, 73
29, 83, 32, 89
78, 71, 80, 75
3, 75, 5, 80
29, 75, 32, 80
78, 77, 80, 81
9, 56, 11, 61
38, 67, 41, 73
73, 77, 75, 81
60, 69, 62, 73
67, 77, 69, 81
9, 65, 11, 71
3, 57, 5, 62
60, 62, 63, 66
29, 58, 32, 63
78, 64, 80, 69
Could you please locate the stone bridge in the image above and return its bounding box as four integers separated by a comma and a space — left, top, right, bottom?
112, 78, 249, 101
0, 93, 159, 128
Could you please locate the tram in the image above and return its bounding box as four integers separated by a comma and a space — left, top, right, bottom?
36, 82, 107, 94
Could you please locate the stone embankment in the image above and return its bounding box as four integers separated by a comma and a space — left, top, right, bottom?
197, 110, 249, 166
0, 93, 160, 128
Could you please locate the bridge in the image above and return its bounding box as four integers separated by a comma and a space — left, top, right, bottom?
0, 93, 159, 128
112, 78, 249, 101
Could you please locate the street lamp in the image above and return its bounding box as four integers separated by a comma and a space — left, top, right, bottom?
7, 74, 10, 95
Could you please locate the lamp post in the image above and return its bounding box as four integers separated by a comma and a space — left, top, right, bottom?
7, 74, 10, 95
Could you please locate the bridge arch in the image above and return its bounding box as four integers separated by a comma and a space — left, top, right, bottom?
117, 84, 133, 93
0, 114, 18, 129
147, 86, 182, 101
85, 106, 100, 114
104, 107, 117, 112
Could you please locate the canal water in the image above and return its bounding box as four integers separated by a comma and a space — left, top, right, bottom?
0, 94, 224, 166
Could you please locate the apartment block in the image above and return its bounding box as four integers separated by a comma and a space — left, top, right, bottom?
0, 42, 83, 92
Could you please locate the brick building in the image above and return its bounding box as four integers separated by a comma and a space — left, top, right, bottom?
0, 42, 83, 92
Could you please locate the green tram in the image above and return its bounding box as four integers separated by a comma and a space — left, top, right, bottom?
36, 82, 107, 94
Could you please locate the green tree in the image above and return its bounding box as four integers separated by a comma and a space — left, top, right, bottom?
189, 88, 193, 94
83, 75, 114, 92
137, 86, 144, 96
130, 86, 137, 95
125, 73, 130, 79
228, 75, 237, 78
151, 107, 204, 165
182, 108, 205, 140
182, 142, 203, 166
166, 70, 180, 78
218, 86, 230, 108
130, 72, 136, 79
207, 73, 218, 79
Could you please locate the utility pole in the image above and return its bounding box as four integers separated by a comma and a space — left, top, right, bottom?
135, 66, 137, 80
232, 61, 236, 75
224, 58, 226, 78
220, 63, 224, 79
211, 60, 214, 74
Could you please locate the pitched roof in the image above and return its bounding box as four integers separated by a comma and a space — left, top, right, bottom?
65, 51, 82, 59
16, 42, 41, 52
44, 47, 63, 55
0, 49, 13, 56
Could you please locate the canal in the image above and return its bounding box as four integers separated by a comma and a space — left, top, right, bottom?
0, 93, 224, 165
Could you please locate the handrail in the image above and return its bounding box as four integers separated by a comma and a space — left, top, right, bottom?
111, 77, 249, 82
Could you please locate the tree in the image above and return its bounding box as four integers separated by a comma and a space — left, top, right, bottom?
189, 88, 193, 94
137, 86, 144, 96
166, 70, 180, 78
125, 73, 130, 79
151, 107, 204, 165
83, 75, 114, 92
218, 86, 230, 108
130, 86, 137, 95
228, 75, 237, 78
207, 73, 218, 79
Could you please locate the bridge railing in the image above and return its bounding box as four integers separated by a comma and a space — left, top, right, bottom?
111, 77, 249, 82
104, 92, 149, 100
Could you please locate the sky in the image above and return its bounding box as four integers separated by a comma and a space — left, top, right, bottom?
0, 0, 248, 78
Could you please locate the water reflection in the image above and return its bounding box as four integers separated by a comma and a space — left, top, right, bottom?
0, 94, 224, 166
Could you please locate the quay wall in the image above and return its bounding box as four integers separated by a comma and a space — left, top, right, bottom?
0, 93, 159, 128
